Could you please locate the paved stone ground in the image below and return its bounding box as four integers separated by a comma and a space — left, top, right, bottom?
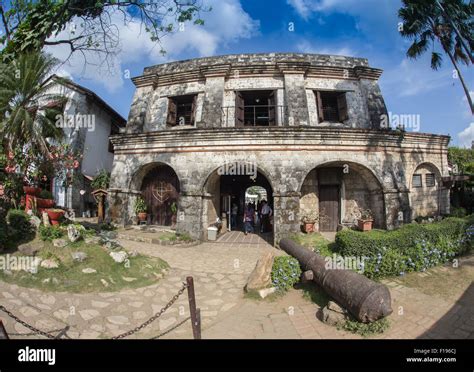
0, 231, 473, 339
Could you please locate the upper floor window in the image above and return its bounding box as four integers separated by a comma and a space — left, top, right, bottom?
167, 94, 197, 127
412, 174, 422, 188
425, 173, 436, 187
315, 91, 348, 123
235, 90, 276, 127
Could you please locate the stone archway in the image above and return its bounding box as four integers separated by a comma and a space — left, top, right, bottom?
300, 161, 385, 231
133, 163, 180, 226
202, 163, 274, 241
409, 162, 443, 219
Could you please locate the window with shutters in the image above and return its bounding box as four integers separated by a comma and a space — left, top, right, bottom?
412, 174, 422, 188
167, 94, 197, 127
315, 91, 348, 123
234, 90, 276, 127
425, 173, 436, 187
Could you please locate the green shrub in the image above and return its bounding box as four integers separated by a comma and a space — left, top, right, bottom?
271, 256, 302, 292
6, 209, 34, 241
39, 190, 53, 200
450, 206, 467, 218
334, 217, 471, 279
39, 225, 64, 241
0, 211, 8, 250
338, 318, 390, 337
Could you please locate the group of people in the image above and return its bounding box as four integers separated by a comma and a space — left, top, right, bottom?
231, 200, 272, 235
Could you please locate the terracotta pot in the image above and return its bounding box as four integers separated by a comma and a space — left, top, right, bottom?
46, 209, 65, 225
358, 219, 373, 232
23, 186, 41, 196
25, 195, 55, 211
138, 212, 147, 222
303, 222, 314, 233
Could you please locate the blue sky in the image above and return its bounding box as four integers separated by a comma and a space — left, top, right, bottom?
44, 0, 473, 146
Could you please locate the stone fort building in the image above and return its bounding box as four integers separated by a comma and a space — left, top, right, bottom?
108, 53, 450, 242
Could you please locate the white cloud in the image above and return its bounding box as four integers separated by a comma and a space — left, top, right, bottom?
382, 59, 452, 98
296, 40, 355, 57
458, 122, 474, 148
45, 0, 259, 92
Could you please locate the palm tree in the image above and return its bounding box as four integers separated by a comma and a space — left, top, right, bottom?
399, 0, 473, 114
0, 51, 66, 159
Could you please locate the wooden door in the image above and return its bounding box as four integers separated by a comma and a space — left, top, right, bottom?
268, 91, 276, 126
337, 93, 348, 121
141, 166, 180, 226
167, 98, 177, 126
319, 185, 339, 231
235, 91, 244, 127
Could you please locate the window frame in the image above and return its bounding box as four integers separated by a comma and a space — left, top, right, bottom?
412, 174, 423, 188
425, 173, 436, 187
315, 90, 349, 124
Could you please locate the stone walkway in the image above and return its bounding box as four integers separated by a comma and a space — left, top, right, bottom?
0, 233, 473, 339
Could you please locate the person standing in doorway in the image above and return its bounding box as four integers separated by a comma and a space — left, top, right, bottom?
231, 203, 238, 229
243, 203, 254, 235
260, 200, 272, 233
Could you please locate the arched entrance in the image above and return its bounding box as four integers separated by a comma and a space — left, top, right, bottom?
203, 164, 274, 242
300, 161, 385, 231
140, 164, 180, 226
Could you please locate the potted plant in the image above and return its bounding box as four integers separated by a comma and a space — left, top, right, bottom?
301, 212, 318, 234
46, 208, 66, 225
357, 209, 374, 231
134, 197, 147, 223
170, 201, 177, 227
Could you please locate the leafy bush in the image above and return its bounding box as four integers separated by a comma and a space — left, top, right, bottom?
338, 318, 390, 337
39, 225, 64, 241
6, 209, 34, 241
271, 256, 302, 292
334, 217, 471, 279
0, 210, 8, 250
91, 170, 110, 190
450, 206, 467, 218
39, 189, 54, 200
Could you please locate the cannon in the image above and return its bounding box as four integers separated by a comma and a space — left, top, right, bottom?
279, 238, 392, 323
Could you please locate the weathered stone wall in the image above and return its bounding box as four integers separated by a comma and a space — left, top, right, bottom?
108, 128, 450, 242
410, 163, 444, 219
127, 53, 385, 132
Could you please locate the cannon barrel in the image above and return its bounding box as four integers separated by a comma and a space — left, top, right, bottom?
280, 238, 392, 323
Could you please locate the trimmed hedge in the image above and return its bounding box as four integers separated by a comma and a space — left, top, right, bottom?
334, 217, 473, 279
6, 209, 34, 242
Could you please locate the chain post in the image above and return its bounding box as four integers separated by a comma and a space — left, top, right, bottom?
186, 276, 201, 339
0, 319, 9, 339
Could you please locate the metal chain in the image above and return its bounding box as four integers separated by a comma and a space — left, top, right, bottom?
112, 281, 188, 340
0, 305, 63, 339
151, 316, 191, 339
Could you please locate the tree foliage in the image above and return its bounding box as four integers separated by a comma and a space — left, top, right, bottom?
398, 0, 473, 113
0, 0, 207, 67
448, 146, 474, 175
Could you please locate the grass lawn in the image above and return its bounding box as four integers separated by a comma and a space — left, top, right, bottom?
289, 232, 336, 257
0, 238, 169, 293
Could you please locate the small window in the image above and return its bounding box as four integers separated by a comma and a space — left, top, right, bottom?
167, 94, 197, 127
235, 90, 276, 127
315, 91, 348, 123
412, 174, 422, 188
425, 173, 436, 187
